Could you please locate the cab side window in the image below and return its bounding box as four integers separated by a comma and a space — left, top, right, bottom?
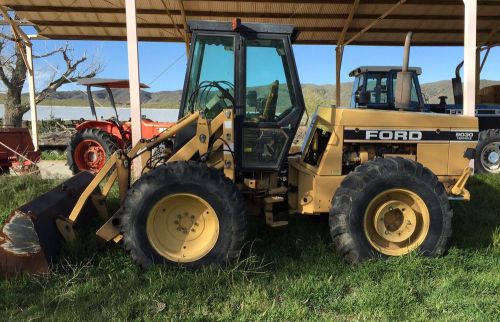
365, 74, 388, 104
244, 38, 296, 122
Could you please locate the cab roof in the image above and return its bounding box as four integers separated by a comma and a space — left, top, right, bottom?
77, 78, 149, 89
349, 66, 422, 77
188, 20, 297, 41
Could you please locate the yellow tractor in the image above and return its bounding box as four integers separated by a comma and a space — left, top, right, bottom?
0, 21, 478, 276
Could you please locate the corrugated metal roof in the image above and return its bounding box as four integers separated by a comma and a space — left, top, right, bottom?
2, 0, 500, 46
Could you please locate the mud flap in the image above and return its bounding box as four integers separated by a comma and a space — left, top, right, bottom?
0, 171, 98, 277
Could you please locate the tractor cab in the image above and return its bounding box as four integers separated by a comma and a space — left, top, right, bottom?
177, 20, 306, 172
349, 66, 425, 111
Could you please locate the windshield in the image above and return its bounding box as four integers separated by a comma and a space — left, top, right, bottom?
181, 35, 235, 119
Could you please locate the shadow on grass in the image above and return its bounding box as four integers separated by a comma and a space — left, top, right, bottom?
450, 174, 500, 250
241, 175, 500, 267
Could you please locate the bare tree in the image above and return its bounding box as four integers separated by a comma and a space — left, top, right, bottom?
0, 25, 101, 127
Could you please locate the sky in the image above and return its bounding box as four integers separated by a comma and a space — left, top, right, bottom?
20, 38, 500, 93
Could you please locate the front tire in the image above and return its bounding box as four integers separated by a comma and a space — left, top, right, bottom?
329, 157, 452, 264
475, 129, 500, 174
119, 162, 247, 268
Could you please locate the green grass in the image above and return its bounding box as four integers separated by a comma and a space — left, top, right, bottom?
0, 174, 499, 321
41, 150, 67, 161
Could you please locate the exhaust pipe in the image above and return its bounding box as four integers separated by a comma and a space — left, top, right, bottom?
452, 61, 464, 104
402, 32, 412, 72
395, 32, 414, 110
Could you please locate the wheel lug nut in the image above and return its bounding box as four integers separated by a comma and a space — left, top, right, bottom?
389, 207, 393, 211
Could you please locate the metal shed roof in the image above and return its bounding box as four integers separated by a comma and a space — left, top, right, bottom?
2, 0, 500, 46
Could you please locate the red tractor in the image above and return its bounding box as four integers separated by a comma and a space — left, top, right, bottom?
66, 79, 174, 174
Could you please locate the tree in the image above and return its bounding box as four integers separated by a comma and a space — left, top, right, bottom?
0, 24, 101, 127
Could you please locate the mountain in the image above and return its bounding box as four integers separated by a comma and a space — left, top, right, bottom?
3, 80, 500, 112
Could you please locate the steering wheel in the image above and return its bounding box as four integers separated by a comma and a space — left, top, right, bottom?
261, 80, 279, 121
189, 81, 235, 117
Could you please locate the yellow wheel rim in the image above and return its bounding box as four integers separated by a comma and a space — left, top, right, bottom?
363, 188, 430, 256
146, 193, 219, 263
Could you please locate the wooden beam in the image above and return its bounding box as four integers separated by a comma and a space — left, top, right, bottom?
26, 44, 38, 151
181, 0, 499, 4
125, 0, 143, 177
480, 45, 491, 73
178, 0, 191, 55
0, 6, 30, 43
159, 0, 187, 50
8, 5, 500, 21
338, 0, 360, 46
463, 0, 477, 117
336, 0, 360, 107
479, 23, 500, 46
27, 20, 495, 35
0, 19, 34, 26
35, 34, 182, 42
38, 33, 474, 46
335, 47, 343, 108
344, 0, 407, 46
296, 40, 470, 46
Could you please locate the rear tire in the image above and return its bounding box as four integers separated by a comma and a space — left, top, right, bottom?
329, 157, 452, 264
66, 128, 118, 174
119, 161, 247, 269
475, 129, 500, 174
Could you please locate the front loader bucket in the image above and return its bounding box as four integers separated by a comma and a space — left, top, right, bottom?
0, 171, 98, 277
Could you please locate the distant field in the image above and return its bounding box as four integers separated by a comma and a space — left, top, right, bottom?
5, 80, 499, 113
36, 98, 180, 109
0, 174, 499, 320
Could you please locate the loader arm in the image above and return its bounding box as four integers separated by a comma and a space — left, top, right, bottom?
66, 109, 235, 240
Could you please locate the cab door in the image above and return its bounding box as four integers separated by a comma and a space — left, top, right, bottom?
238, 35, 305, 171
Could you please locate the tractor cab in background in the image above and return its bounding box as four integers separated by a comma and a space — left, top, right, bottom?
348, 65, 500, 173
66, 79, 174, 174
349, 66, 425, 111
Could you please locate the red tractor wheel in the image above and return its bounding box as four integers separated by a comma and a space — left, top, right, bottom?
66, 128, 118, 174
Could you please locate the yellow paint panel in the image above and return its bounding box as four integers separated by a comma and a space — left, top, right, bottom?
417, 144, 449, 176
448, 142, 476, 175
335, 108, 477, 129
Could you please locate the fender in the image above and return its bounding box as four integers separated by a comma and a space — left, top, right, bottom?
75, 120, 128, 148
120, 119, 175, 139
